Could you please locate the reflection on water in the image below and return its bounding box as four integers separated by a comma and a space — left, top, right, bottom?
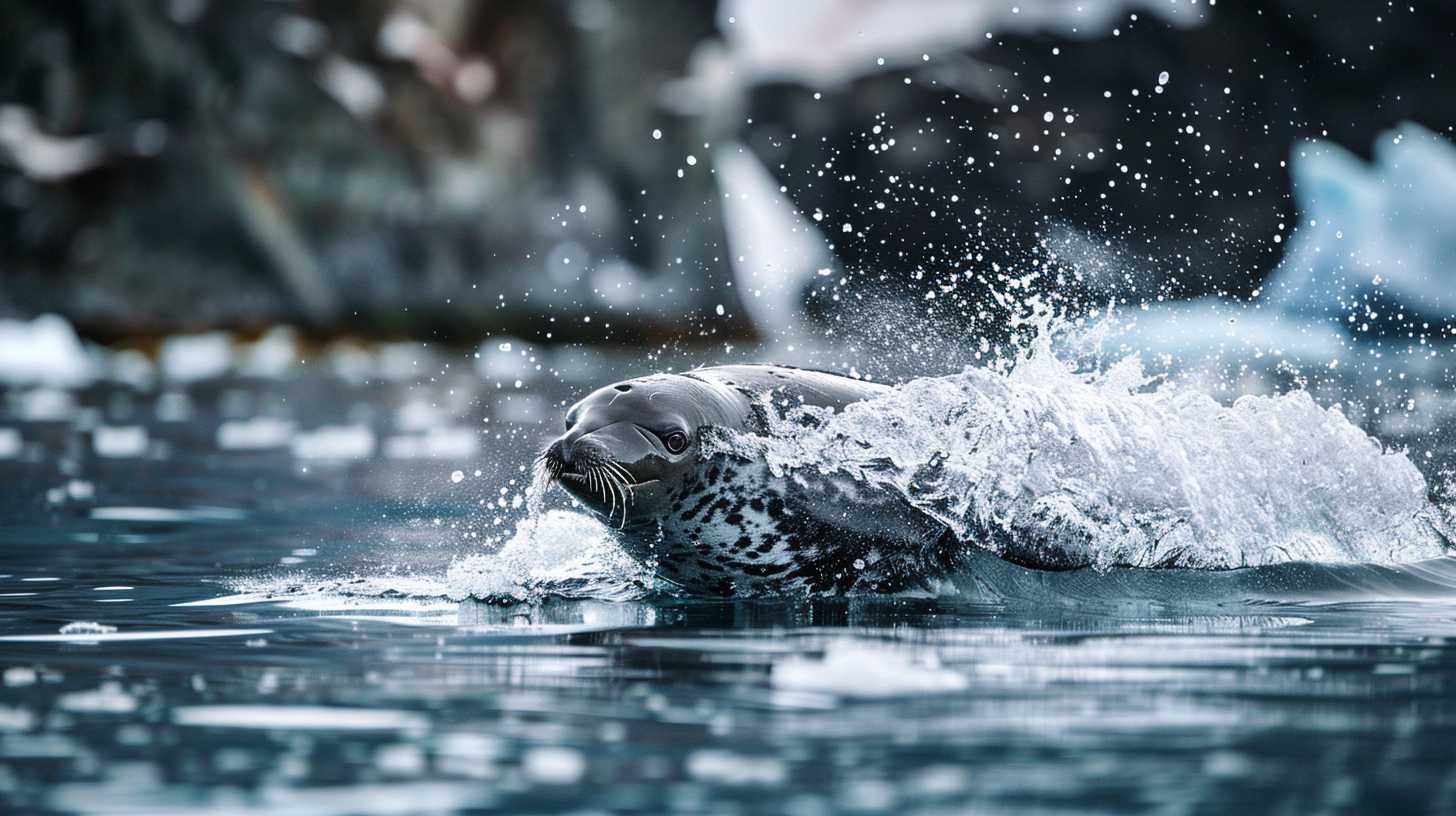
3, 376, 1456, 814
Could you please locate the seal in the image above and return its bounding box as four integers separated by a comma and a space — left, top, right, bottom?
540, 364, 961, 595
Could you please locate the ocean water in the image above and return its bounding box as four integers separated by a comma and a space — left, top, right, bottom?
3, 346, 1456, 815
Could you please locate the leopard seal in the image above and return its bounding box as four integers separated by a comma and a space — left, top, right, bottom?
539, 364, 962, 595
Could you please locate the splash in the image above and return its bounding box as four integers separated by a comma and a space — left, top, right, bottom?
446, 510, 652, 603
713, 321, 1453, 571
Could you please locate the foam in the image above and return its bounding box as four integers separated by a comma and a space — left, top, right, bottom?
715, 334, 1451, 570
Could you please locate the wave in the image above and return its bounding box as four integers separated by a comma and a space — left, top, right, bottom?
710, 331, 1453, 572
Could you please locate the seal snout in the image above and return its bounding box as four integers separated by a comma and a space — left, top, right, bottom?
543, 436, 611, 475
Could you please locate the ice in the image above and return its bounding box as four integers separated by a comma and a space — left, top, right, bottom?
13, 387, 76, 421
318, 56, 385, 119
59, 621, 119, 636
377, 341, 436, 382
0, 628, 270, 643
0, 106, 106, 181
0, 314, 96, 386
473, 336, 539, 384
1125, 123, 1456, 368
0, 428, 21, 459
1272, 123, 1456, 324
159, 332, 233, 382
93, 425, 149, 458
718, 0, 1201, 86
717, 334, 1450, 570
521, 747, 587, 785
714, 143, 833, 343
383, 427, 480, 460
684, 750, 789, 786
773, 641, 968, 698
58, 682, 138, 714
291, 424, 376, 461
237, 326, 301, 378
217, 417, 296, 451
173, 705, 428, 732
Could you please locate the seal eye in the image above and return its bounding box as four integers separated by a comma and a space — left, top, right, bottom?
663, 431, 689, 455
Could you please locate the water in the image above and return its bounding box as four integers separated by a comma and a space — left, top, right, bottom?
4, 358, 1456, 814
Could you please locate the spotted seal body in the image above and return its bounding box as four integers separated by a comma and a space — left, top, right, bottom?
541, 365, 960, 595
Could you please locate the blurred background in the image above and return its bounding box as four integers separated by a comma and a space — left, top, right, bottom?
3, 0, 1453, 383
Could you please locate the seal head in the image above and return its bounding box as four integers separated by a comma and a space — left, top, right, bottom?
540, 371, 751, 527
540, 365, 953, 595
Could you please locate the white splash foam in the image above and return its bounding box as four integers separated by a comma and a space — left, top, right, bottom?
719, 336, 1450, 571
446, 510, 649, 602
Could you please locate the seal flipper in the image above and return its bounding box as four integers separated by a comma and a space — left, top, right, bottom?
784, 471, 965, 593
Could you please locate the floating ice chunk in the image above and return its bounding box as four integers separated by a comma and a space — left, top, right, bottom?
160, 332, 233, 382
1271, 123, 1456, 326
327, 341, 375, 383
1134, 124, 1456, 369
396, 397, 442, 431
719, 0, 1199, 86
715, 143, 833, 342
59, 621, 118, 636
591, 260, 649, 308
237, 326, 301, 378
684, 750, 789, 786
318, 56, 385, 119
0, 428, 20, 459
217, 417, 296, 451
773, 641, 968, 698
383, 427, 479, 460
494, 394, 547, 424
13, 387, 76, 421
0, 628, 269, 643
0, 314, 95, 386
46, 479, 94, 506
173, 705, 428, 731
1113, 299, 1345, 362
291, 424, 376, 461
58, 682, 137, 713
108, 349, 156, 389
154, 390, 193, 422
90, 506, 245, 523
377, 342, 436, 382
474, 336, 539, 384
521, 747, 587, 785
93, 426, 148, 458
0, 106, 106, 181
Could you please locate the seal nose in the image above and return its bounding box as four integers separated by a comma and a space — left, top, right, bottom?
557, 427, 586, 464
545, 433, 608, 472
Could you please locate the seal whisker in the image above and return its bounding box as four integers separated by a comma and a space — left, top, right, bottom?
606, 461, 635, 492
604, 467, 630, 528
602, 465, 618, 522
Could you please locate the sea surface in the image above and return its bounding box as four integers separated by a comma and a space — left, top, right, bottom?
3, 359, 1456, 815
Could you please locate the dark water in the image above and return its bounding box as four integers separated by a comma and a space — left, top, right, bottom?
4, 375, 1456, 815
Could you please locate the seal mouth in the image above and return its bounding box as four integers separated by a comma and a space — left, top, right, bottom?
536, 448, 659, 528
